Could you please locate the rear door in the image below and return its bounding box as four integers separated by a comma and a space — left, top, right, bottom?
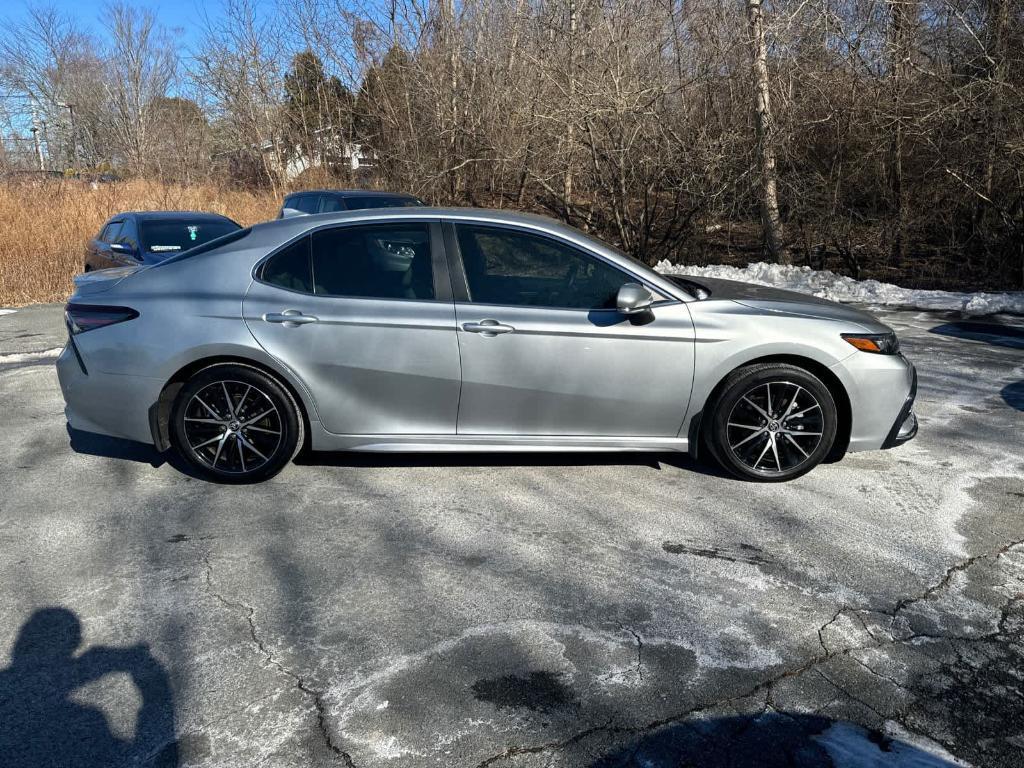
446, 221, 695, 437
243, 219, 462, 435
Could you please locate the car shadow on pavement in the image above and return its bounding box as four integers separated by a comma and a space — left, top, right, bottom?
587, 712, 961, 767
0, 607, 179, 767
929, 320, 1024, 349
65, 425, 204, 478
67, 425, 165, 466
293, 450, 736, 478
1002, 380, 1024, 411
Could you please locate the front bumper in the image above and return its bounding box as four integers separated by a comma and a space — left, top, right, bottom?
882, 364, 918, 448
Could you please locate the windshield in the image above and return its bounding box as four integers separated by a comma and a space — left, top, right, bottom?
140, 219, 241, 255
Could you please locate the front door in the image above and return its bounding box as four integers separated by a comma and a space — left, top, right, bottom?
448, 222, 694, 437
243, 220, 461, 435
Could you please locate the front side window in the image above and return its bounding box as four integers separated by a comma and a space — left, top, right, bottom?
294, 195, 320, 214
455, 224, 628, 309
118, 219, 139, 250
311, 223, 433, 300
100, 221, 123, 243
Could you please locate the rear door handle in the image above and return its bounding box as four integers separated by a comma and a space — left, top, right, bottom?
463, 319, 515, 336
264, 310, 318, 326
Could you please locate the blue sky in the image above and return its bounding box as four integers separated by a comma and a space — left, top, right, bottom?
3, 0, 242, 49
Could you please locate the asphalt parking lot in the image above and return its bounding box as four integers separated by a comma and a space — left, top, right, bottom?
1, 303, 1022, 768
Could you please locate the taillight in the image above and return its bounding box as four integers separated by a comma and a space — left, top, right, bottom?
65, 304, 139, 334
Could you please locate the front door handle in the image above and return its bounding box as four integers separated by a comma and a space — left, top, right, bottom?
463, 319, 515, 337
264, 310, 318, 326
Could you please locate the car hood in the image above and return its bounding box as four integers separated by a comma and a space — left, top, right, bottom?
671, 275, 889, 332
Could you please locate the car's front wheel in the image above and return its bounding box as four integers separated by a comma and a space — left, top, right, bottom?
171, 364, 303, 483
707, 363, 837, 482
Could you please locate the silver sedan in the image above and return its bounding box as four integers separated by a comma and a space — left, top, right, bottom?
57, 208, 917, 483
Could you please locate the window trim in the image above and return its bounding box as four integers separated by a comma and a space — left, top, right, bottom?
443, 221, 674, 312
253, 220, 452, 304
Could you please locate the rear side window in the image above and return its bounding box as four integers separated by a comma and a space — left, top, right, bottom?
310, 223, 433, 300
261, 238, 312, 292
140, 219, 240, 253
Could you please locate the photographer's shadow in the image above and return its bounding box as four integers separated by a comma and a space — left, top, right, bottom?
0, 607, 178, 767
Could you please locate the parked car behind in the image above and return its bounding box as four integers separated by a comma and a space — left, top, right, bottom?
84, 212, 241, 272
278, 190, 424, 218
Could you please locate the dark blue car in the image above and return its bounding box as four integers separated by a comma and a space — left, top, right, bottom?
84, 211, 241, 272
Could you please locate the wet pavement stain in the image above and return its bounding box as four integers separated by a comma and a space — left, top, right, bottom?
662, 541, 771, 565
472, 671, 578, 713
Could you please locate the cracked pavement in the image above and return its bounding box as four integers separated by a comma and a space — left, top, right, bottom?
0, 304, 1022, 767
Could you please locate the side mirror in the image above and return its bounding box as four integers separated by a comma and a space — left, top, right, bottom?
616, 282, 654, 315
109, 242, 137, 258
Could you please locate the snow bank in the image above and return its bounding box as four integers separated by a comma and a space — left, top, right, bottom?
655, 260, 1024, 317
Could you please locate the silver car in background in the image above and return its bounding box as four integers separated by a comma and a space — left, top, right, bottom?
57, 208, 917, 483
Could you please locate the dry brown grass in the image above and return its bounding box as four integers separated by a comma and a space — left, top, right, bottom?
0, 179, 279, 306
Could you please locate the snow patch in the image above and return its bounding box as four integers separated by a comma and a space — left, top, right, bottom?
0, 347, 64, 364
656, 260, 1024, 317
814, 720, 971, 766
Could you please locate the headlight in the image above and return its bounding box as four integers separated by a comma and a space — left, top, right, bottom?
841, 332, 900, 354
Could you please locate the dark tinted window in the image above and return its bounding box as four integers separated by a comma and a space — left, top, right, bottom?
343, 196, 424, 210
261, 238, 312, 292
311, 223, 433, 300
100, 221, 123, 243
455, 224, 627, 309
118, 219, 139, 249
294, 195, 320, 214
140, 219, 240, 254
319, 195, 344, 213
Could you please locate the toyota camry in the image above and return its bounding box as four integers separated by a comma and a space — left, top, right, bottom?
57, 208, 917, 483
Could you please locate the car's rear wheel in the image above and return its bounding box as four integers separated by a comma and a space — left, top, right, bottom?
707, 363, 837, 482
171, 364, 303, 483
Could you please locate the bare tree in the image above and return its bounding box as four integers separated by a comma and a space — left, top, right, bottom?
746, 0, 790, 264
102, 3, 175, 175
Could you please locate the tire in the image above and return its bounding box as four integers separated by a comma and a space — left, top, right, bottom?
706, 363, 837, 482
171, 363, 304, 483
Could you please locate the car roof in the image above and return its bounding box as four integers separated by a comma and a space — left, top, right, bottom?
110, 211, 239, 222
284, 190, 419, 199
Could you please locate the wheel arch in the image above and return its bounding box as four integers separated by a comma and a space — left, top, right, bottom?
696, 354, 852, 462
150, 355, 314, 453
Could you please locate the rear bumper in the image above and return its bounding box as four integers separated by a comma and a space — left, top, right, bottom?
56, 344, 161, 445
882, 364, 918, 449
